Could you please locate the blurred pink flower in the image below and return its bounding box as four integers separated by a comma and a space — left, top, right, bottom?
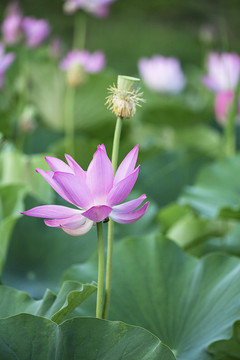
0, 43, 15, 89
1, 2, 22, 45
60, 50, 106, 73
214, 91, 240, 124
203, 53, 240, 92
63, 0, 116, 17
22, 145, 149, 236
22, 17, 50, 48
138, 55, 186, 94
203, 53, 240, 124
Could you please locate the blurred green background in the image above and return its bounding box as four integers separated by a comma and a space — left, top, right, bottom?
1, 0, 240, 298
1, 0, 240, 73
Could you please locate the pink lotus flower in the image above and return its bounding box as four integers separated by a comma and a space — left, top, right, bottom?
203, 53, 240, 92
203, 53, 240, 124
22, 145, 149, 236
22, 17, 50, 48
138, 55, 186, 94
60, 50, 105, 73
0, 44, 15, 89
214, 91, 240, 124
63, 0, 116, 17
1, 2, 22, 45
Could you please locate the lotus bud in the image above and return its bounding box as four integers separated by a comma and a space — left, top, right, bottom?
66, 65, 85, 87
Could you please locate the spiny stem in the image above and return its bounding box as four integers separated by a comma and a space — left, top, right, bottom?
103, 116, 123, 319
96, 221, 105, 319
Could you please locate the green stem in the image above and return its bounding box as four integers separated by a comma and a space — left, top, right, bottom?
73, 11, 86, 50
96, 222, 105, 319
15, 48, 29, 148
103, 116, 123, 320
224, 80, 240, 157
64, 86, 76, 156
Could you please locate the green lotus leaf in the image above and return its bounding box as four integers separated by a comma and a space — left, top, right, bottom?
158, 203, 226, 249
0, 184, 26, 274
180, 155, 240, 219
63, 235, 240, 359
0, 314, 176, 359
208, 320, 240, 359
0, 147, 53, 203
138, 149, 210, 207
0, 281, 96, 324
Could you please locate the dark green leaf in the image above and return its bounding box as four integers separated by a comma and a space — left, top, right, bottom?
63, 234, 240, 360
180, 155, 240, 219
158, 203, 226, 249
0, 314, 176, 360
138, 150, 210, 207
208, 320, 240, 359
0, 281, 96, 324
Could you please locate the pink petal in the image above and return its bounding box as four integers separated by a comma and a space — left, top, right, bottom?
202, 76, 219, 92
62, 218, 94, 236
36, 169, 73, 204
114, 145, 139, 184
45, 156, 73, 173
21, 205, 79, 218
53, 172, 94, 209
44, 213, 85, 228
214, 91, 234, 124
86, 145, 113, 203
112, 194, 147, 213
82, 205, 112, 222
0, 53, 15, 73
65, 154, 86, 179
107, 166, 140, 206
110, 202, 149, 224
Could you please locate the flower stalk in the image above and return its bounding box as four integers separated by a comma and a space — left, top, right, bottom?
64, 85, 76, 156
74, 11, 86, 50
103, 115, 123, 319
103, 75, 142, 319
96, 221, 105, 319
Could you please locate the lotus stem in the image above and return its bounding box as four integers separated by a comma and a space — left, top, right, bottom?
103, 116, 123, 319
96, 221, 105, 319
74, 11, 86, 50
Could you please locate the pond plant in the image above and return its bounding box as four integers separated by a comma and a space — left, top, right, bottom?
1, 1, 240, 360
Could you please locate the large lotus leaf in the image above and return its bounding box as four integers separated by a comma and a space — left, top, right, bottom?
187, 222, 240, 258
0, 147, 53, 203
158, 203, 226, 249
0, 280, 96, 324
137, 149, 209, 207
0, 281, 97, 324
180, 155, 240, 219
0, 184, 26, 274
0, 314, 176, 360
63, 235, 240, 360
208, 320, 240, 359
